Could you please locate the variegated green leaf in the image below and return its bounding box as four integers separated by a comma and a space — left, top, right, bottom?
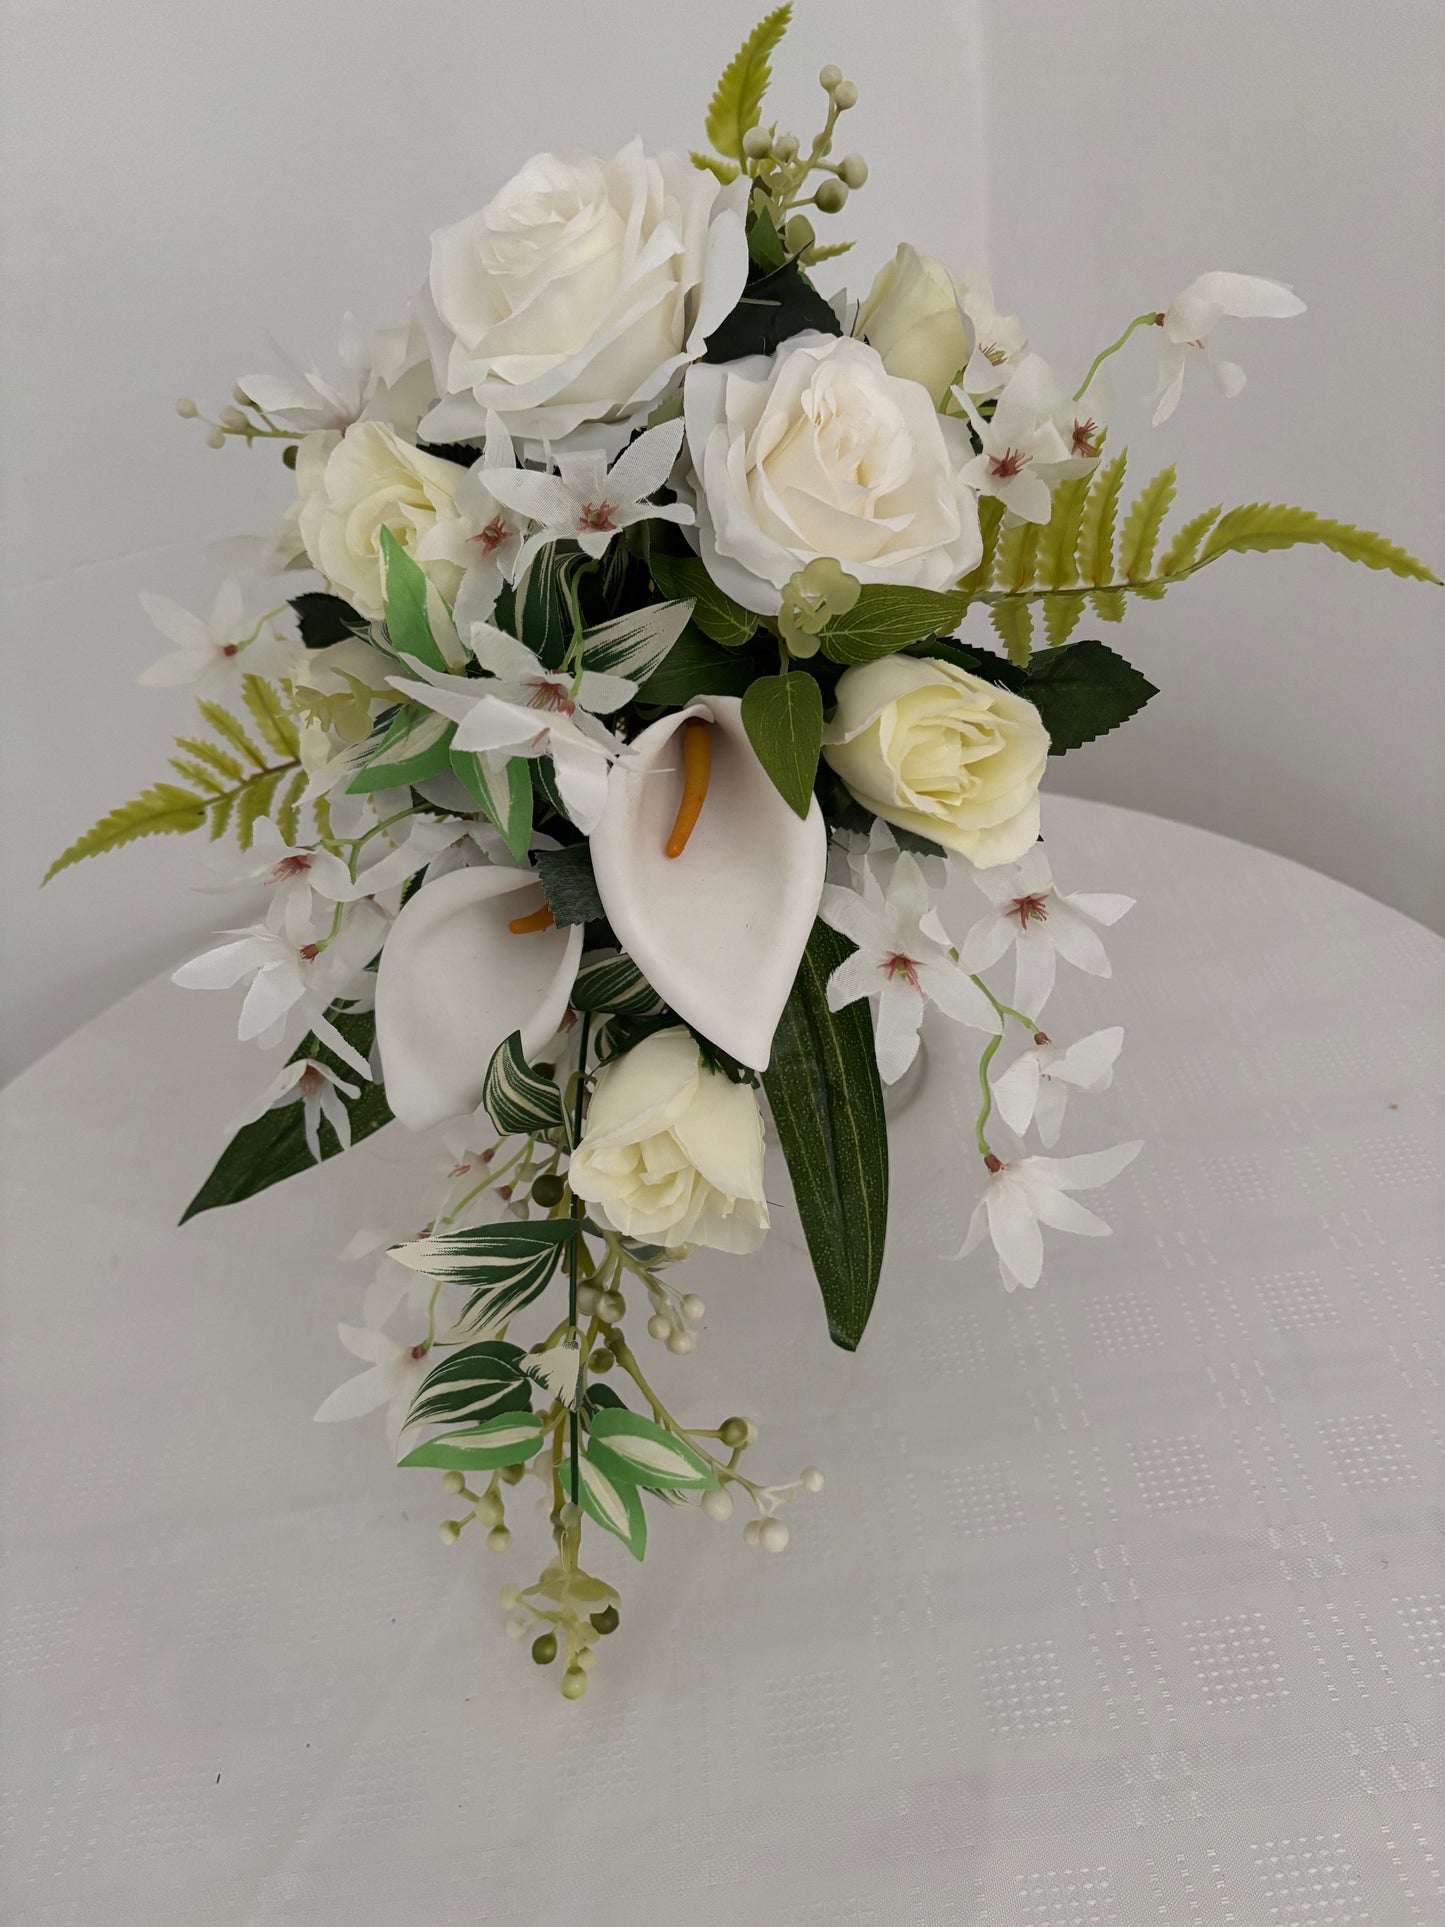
568, 951, 666, 1020
580, 599, 694, 681
348, 706, 455, 793
483, 1030, 566, 1138
585, 1410, 719, 1491
398, 1411, 544, 1472
404, 1340, 531, 1431
565, 1452, 648, 1560
451, 749, 532, 863
391, 1222, 577, 1338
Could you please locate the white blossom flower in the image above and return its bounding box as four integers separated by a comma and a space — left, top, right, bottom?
414, 411, 525, 629
391, 630, 633, 834
314, 1323, 432, 1449
196, 817, 358, 945
992, 1026, 1125, 1148
958, 846, 1133, 1019
958, 273, 1028, 399
339, 1228, 438, 1331
1153, 271, 1306, 425
959, 1140, 1143, 1290
250, 1058, 360, 1161
827, 819, 947, 897
137, 579, 297, 691
818, 852, 1000, 1084
955, 354, 1073, 525
241, 314, 434, 437
482, 415, 692, 581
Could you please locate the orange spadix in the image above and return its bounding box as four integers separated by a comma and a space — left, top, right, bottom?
664, 719, 712, 858
507, 905, 555, 935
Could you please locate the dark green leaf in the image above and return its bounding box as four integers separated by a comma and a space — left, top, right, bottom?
534, 842, 604, 927
404, 1341, 531, 1430
1023, 637, 1158, 754
741, 672, 823, 818
347, 707, 455, 793
818, 584, 970, 665
516, 546, 577, 669
289, 592, 368, 649
483, 1031, 566, 1137
761, 921, 889, 1350
392, 1221, 580, 1337
703, 260, 841, 363
635, 626, 757, 705
569, 951, 667, 1019
649, 552, 758, 648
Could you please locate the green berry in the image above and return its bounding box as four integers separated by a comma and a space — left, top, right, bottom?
531, 1173, 565, 1208
815, 178, 849, 215
838, 154, 869, 189
590, 1605, 620, 1635
819, 63, 842, 89
590, 1347, 614, 1374
560, 1665, 589, 1699
476, 1491, 505, 1528
719, 1417, 750, 1448
597, 1291, 626, 1324
784, 215, 816, 255
532, 1632, 558, 1665
832, 79, 859, 110
486, 1525, 511, 1553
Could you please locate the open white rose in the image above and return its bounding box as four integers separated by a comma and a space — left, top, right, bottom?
823, 655, 1050, 868
569, 1029, 769, 1255
683, 332, 981, 617
295, 423, 463, 621
419, 141, 748, 449
856, 244, 972, 403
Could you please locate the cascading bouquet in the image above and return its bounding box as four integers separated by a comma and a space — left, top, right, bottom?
49, 9, 1435, 1698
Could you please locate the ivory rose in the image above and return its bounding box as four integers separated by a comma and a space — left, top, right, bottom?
295, 423, 463, 621
822, 655, 1050, 867
683, 332, 981, 617
568, 1029, 769, 1255
856, 243, 971, 402
419, 141, 748, 448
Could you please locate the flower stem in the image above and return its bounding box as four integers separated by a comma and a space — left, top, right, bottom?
969, 973, 1040, 1033
1073, 310, 1163, 401
974, 1032, 1003, 1159
566, 1013, 593, 1505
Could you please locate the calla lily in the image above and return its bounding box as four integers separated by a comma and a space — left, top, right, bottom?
374, 865, 582, 1131
589, 696, 826, 1072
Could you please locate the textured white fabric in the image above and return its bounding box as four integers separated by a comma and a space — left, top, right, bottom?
2, 797, 1441, 1926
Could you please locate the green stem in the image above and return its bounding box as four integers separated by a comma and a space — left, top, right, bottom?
1073, 310, 1163, 401
566, 1013, 593, 1505
969, 973, 1040, 1034
974, 1032, 1003, 1159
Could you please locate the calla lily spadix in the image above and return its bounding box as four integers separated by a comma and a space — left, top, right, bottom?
374, 865, 582, 1131
589, 696, 827, 1073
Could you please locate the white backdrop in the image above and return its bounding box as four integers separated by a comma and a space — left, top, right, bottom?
1, 0, 1440, 1084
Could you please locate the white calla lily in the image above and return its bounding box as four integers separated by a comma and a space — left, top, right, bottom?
589, 696, 826, 1072
374, 865, 582, 1131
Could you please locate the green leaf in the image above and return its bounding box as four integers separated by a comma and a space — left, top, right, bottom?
451, 749, 532, 863
274, 768, 307, 845
289, 592, 368, 649
1037, 476, 1092, 591
1118, 466, 1178, 583
1024, 638, 1158, 754
741, 672, 822, 818
1197, 504, 1441, 582
404, 1341, 531, 1431
168, 755, 229, 796
585, 1410, 719, 1491
45, 782, 207, 883
564, 1452, 648, 1560
516, 546, 577, 669
960, 496, 1006, 598
348, 707, 455, 792
703, 259, 841, 362
197, 699, 268, 770
173, 735, 244, 784
761, 920, 889, 1350
994, 519, 1042, 594
817, 584, 969, 665
399, 1411, 544, 1473
208, 791, 235, 842
241, 675, 300, 759
1078, 451, 1128, 587
1159, 505, 1221, 577
580, 599, 694, 681
379, 527, 447, 672
1090, 587, 1128, 623
747, 201, 789, 273
1043, 593, 1085, 647
989, 597, 1034, 667
392, 1221, 580, 1337
483, 1031, 566, 1138
648, 552, 758, 648
179, 1010, 390, 1221
534, 842, 604, 927
691, 149, 742, 185
705, 4, 792, 159
235, 766, 283, 850
569, 951, 667, 1019
635, 626, 757, 704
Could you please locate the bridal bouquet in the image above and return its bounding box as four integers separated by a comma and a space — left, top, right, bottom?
50, 9, 1434, 1697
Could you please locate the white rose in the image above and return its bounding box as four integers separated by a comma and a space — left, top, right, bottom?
568, 1029, 769, 1255
295, 423, 463, 621
856, 244, 972, 402
823, 655, 1050, 868
683, 332, 982, 617
419, 141, 748, 448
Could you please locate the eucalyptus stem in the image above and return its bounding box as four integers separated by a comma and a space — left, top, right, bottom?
1073, 310, 1163, 401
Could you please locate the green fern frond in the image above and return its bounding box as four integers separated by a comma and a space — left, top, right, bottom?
208, 791, 235, 842
690, 151, 742, 185
235, 768, 284, 851
197, 699, 268, 770
174, 735, 244, 784
1159, 505, 1221, 577
44, 784, 208, 883
1038, 476, 1091, 590
275, 768, 307, 846
995, 519, 1042, 594
1199, 504, 1441, 582
705, 5, 793, 159
1044, 594, 1085, 646
241, 675, 300, 759
803, 240, 855, 265
1091, 588, 1128, 623
990, 598, 1034, 666
1118, 466, 1177, 582
169, 756, 230, 796
1078, 452, 1128, 587
961, 498, 1006, 597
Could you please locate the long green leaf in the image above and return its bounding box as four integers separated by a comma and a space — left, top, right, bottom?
705, 5, 792, 160
241, 675, 300, 759
741, 672, 823, 818
391, 1221, 579, 1337
1118, 466, 1177, 582
1159, 504, 1222, 577
1078, 451, 1128, 587
579, 599, 694, 681
483, 1031, 566, 1138
1198, 504, 1441, 582
565, 1453, 648, 1560
761, 920, 889, 1350
569, 951, 667, 1019
989, 597, 1034, 666
45, 782, 207, 883
399, 1412, 544, 1472
379, 527, 448, 671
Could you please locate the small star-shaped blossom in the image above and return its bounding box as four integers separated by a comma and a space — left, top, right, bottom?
958, 1139, 1143, 1290
241, 313, 432, 436
416, 412, 524, 629
818, 852, 1000, 1084
314, 1323, 433, 1449
958, 845, 1133, 1019
992, 1026, 1125, 1148
138, 579, 297, 692
481, 415, 693, 580
955, 354, 1074, 525
250, 1058, 360, 1161
1153, 271, 1305, 425
958, 272, 1028, 399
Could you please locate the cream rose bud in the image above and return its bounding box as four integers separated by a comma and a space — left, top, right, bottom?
823, 656, 1050, 868
568, 1029, 769, 1256
856, 244, 972, 402
419, 141, 748, 449
684, 332, 981, 618
294, 423, 463, 621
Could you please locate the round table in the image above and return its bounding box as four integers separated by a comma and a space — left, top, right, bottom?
3, 798, 1441, 1927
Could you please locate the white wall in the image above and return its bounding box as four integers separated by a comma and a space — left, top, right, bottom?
1, 0, 1439, 1084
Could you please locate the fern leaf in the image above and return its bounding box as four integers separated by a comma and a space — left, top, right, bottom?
241, 675, 300, 758
313, 792, 333, 844
235, 769, 284, 852
1091, 589, 1128, 623
169, 755, 229, 796
1200, 504, 1441, 582
1078, 452, 1127, 587
197, 698, 268, 771
960, 497, 1006, 598
45, 783, 207, 883
1037, 476, 1091, 589
995, 518, 1042, 593
275, 768, 308, 846
690, 150, 742, 185
1159, 505, 1221, 578
1043, 593, 1086, 647
803, 240, 855, 265
990, 598, 1034, 666
705, 5, 792, 160
174, 735, 244, 784
208, 790, 236, 842
1118, 466, 1177, 582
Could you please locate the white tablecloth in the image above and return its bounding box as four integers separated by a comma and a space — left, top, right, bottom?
3, 797, 1442, 1927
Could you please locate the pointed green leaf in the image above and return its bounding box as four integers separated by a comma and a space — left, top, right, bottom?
1117, 466, 1178, 583
289, 591, 368, 649
235, 766, 283, 850
1198, 504, 1441, 582
960, 496, 1006, 598
398, 1411, 544, 1472
404, 1341, 531, 1431
197, 699, 269, 770
648, 552, 758, 647
1037, 476, 1092, 590
1042, 593, 1086, 647
45, 782, 208, 883
516, 546, 577, 669
705, 4, 792, 160
565, 1452, 648, 1560
635, 626, 757, 704
348, 707, 456, 792
1078, 451, 1128, 587
483, 1031, 566, 1138
989, 597, 1034, 666
1159, 505, 1222, 577
817, 584, 969, 665
1024, 638, 1158, 754
241, 675, 300, 759
379, 526, 447, 672
451, 748, 532, 862
569, 951, 666, 1020
586, 1410, 719, 1490
580, 599, 694, 681
993, 518, 1042, 594
534, 841, 604, 927
390, 1221, 578, 1337
741, 671, 823, 818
